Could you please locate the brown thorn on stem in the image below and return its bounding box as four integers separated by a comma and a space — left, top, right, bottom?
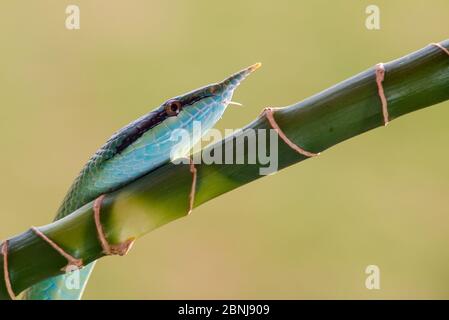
31, 226, 83, 272
1, 240, 16, 300
188, 158, 197, 215
93, 194, 135, 256
262, 107, 320, 157
375, 63, 389, 126
430, 42, 449, 56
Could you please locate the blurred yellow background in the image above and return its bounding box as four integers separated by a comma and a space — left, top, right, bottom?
1, 0, 449, 299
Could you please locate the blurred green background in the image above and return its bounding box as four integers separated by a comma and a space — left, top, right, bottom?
1, 0, 449, 299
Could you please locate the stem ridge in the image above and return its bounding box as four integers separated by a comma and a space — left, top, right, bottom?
1, 241, 16, 300
262, 107, 320, 157
375, 63, 389, 126
188, 159, 198, 215
30, 226, 83, 271
431, 42, 449, 56
94, 195, 134, 256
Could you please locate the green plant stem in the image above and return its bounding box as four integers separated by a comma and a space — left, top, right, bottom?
1, 40, 449, 299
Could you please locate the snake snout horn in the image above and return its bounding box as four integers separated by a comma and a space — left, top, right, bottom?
219, 63, 262, 90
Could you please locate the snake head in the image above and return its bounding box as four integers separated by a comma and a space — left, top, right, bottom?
156, 62, 262, 160
164, 63, 262, 114
104, 63, 262, 166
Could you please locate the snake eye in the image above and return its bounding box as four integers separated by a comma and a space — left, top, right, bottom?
165, 100, 182, 116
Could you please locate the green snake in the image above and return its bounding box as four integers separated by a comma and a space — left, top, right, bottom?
23, 63, 261, 300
